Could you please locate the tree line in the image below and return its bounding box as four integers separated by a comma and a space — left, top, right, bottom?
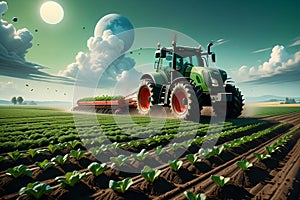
11, 96, 24, 105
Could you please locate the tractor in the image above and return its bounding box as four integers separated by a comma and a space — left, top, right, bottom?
136, 41, 244, 121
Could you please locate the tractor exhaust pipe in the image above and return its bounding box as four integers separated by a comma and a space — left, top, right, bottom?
207, 42, 213, 54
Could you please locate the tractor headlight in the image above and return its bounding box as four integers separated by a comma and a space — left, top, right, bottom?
211, 77, 219, 87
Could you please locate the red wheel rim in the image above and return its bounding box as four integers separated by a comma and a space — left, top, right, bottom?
139, 86, 151, 111
173, 90, 188, 114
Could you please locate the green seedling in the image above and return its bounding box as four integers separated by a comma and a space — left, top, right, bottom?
35, 159, 55, 170
19, 181, 52, 199
141, 166, 161, 183
236, 159, 253, 171
55, 171, 87, 188
169, 159, 183, 171
88, 162, 107, 176
184, 191, 206, 200
210, 175, 230, 187
109, 178, 133, 193
6, 164, 32, 178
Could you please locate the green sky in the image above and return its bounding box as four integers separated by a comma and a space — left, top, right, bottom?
0, 0, 300, 101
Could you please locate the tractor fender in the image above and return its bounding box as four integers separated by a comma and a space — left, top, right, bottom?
140, 72, 168, 87
169, 77, 191, 89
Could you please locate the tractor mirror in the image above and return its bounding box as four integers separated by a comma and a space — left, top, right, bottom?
155, 52, 160, 58
212, 53, 216, 62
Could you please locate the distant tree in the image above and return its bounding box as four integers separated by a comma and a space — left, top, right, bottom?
11, 97, 17, 105
17, 96, 24, 105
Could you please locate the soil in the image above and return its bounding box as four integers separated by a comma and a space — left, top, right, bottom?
1, 113, 300, 200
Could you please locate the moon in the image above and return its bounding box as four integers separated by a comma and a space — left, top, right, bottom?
94, 14, 134, 52
40, 1, 64, 24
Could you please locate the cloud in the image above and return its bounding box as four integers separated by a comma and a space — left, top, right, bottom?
0, 1, 72, 84
236, 45, 300, 84
59, 28, 137, 89
214, 38, 229, 46
289, 39, 300, 47
252, 47, 272, 53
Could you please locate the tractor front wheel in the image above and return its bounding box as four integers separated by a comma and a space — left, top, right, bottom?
137, 79, 157, 115
169, 82, 200, 121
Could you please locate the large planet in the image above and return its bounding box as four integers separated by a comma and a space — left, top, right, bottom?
94, 14, 134, 52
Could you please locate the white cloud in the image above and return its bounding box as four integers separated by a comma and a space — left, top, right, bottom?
59, 29, 136, 89
252, 47, 272, 53
236, 45, 300, 83
289, 39, 300, 47
0, 81, 14, 90
0, 2, 33, 61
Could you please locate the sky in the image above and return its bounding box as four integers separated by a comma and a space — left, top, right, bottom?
0, 0, 299, 103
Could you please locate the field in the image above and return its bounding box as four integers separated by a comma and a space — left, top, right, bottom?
0, 105, 300, 200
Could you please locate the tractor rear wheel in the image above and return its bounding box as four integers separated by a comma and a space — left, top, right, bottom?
169, 82, 200, 121
213, 84, 244, 118
137, 79, 157, 115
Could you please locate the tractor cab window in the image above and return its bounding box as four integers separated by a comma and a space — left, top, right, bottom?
160, 52, 173, 73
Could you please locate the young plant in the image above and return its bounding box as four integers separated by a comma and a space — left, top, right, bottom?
19, 181, 52, 199
184, 191, 206, 200
169, 159, 183, 171
265, 145, 279, 154
6, 164, 32, 178
198, 148, 212, 159
154, 145, 166, 155
253, 152, 271, 161
169, 143, 182, 151
35, 159, 55, 170
110, 155, 129, 167
47, 144, 57, 154
51, 154, 70, 165
236, 159, 253, 171
131, 149, 149, 161
55, 171, 87, 188
88, 162, 107, 176
36, 148, 49, 155
210, 175, 230, 187
70, 149, 85, 160
68, 140, 81, 149
109, 178, 133, 193
186, 154, 201, 165
141, 166, 161, 183
26, 149, 38, 159
7, 150, 24, 161
0, 155, 8, 163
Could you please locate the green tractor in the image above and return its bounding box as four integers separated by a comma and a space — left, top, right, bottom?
137, 41, 244, 121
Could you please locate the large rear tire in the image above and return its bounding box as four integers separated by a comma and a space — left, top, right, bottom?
169, 82, 200, 121
213, 84, 244, 118
137, 79, 158, 115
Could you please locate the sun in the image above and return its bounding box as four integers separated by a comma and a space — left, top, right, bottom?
40, 1, 64, 24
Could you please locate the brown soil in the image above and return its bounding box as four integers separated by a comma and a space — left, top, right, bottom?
1, 113, 300, 200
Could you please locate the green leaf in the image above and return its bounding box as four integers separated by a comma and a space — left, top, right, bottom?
186, 154, 200, 165
51, 154, 70, 165
110, 155, 128, 167
132, 149, 149, 161
26, 149, 37, 158
47, 144, 57, 154
19, 181, 52, 199
70, 149, 85, 160
55, 171, 86, 188
210, 175, 230, 187
236, 159, 253, 171
154, 145, 166, 155
168, 160, 183, 171
6, 164, 32, 178
141, 166, 161, 183
88, 162, 107, 176
254, 152, 271, 161
109, 178, 133, 193
7, 150, 24, 161
35, 159, 55, 170
184, 191, 206, 200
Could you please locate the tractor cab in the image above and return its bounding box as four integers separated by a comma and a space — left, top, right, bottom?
154, 43, 215, 82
